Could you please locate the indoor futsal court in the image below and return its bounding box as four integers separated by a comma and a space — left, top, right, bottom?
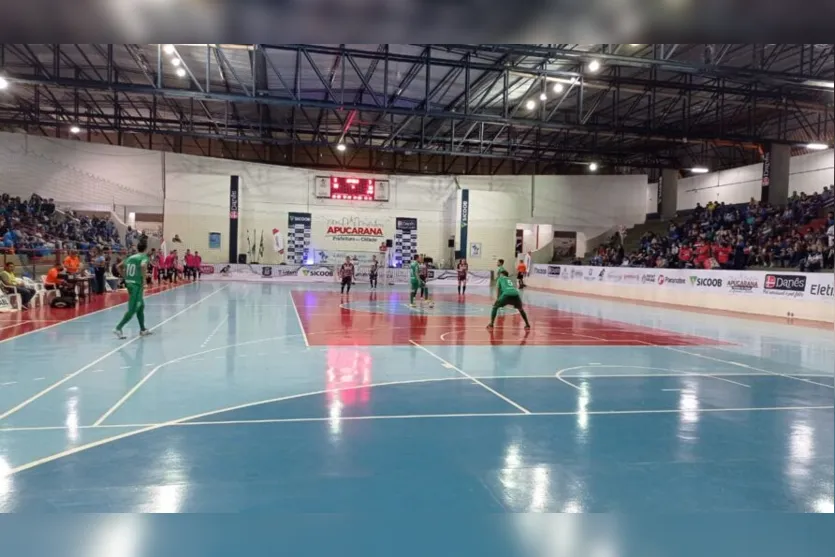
0, 281, 832, 512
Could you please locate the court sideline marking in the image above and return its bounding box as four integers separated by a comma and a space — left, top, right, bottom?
409, 339, 531, 414
640, 342, 835, 390
289, 291, 310, 347
0, 282, 192, 346
0, 285, 229, 422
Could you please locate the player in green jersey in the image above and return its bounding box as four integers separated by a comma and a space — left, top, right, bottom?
495, 258, 506, 277
408, 254, 432, 307
488, 270, 531, 330
113, 236, 153, 339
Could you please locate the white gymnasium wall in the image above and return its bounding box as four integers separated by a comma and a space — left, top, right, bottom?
677, 163, 763, 208
455, 175, 532, 269
164, 152, 458, 265
789, 149, 835, 194
0, 131, 163, 213
676, 148, 834, 210
534, 174, 648, 241
163, 173, 230, 263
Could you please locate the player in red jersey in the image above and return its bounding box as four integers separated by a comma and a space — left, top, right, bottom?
457, 259, 468, 295
339, 256, 355, 295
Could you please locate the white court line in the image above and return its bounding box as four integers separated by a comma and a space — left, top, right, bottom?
0, 282, 194, 346
0, 285, 228, 423
4, 404, 833, 433
8, 366, 835, 473
89, 286, 230, 426
409, 339, 531, 414
289, 291, 309, 347
639, 342, 834, 390
200, 314, 229, 348
555, 364, 750, 389
0, 321, 30, 332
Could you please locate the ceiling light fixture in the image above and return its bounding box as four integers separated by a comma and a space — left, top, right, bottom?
552, 82, 564, 94
0, 76, 8, 90
589, 162, 599, 172
525, 99, 536, 110
587, 60, 601, 73
690, 167, 710, 174
69, 125, 81, 134
336, 143, 347, 152
175, 67, 186, 77
805, 143, 829, 150
539, 93, 547, 102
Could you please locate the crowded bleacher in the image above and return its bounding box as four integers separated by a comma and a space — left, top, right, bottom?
1, 192, 124, 255
592, 186, 835, 271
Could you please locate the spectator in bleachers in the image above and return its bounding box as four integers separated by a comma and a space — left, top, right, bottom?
596, 187, 834, 272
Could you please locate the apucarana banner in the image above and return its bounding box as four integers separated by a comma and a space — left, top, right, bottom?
532, 265, 834, 301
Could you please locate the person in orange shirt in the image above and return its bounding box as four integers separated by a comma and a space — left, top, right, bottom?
63, 250, 81, 275
516, 259, 527, 289
44, 263, 64, 290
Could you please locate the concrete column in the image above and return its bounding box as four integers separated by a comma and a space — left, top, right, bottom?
660, 168, 679, 220
761, 143, 790, 205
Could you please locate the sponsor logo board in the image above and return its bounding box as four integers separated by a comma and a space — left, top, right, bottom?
808, 283, 834, 298
689, 276, 723, 288
727, 277, 758, 293
657, 274, 687, 286
764, 274, 806, 297
547, 265, 561, 276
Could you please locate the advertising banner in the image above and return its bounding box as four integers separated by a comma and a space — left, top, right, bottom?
322, 215, 387, 250
531, 265, 835, 301
201, 264, 335, 283
200, 264, 491, 286
459, 189, 469, 259
287, 212, 312, 265
394, 217, 418, 267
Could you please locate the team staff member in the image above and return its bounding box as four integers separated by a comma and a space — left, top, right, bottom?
339, 256, 355, 295
44, 263, 64, 290
457, 259, 468, 295
63, 250, 81, 275
113, 237, 153, 339
516, 259, 527, 289
487, 270, 531, 331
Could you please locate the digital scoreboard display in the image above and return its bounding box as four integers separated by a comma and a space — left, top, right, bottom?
329, 176, 376, 201
314, 175, 389, 202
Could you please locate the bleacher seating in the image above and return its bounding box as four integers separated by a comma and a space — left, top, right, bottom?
592, 186, 834, 272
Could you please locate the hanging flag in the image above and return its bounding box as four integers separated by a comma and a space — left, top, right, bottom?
246, 230, 252, 260
259, 230, 265, 261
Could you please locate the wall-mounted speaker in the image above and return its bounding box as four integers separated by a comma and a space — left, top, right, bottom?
386, 239, 393, 248
237, 254, 247, 264
447, 238, 455, 248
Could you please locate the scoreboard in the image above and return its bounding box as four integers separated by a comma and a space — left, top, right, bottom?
315, 176, 390, 202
